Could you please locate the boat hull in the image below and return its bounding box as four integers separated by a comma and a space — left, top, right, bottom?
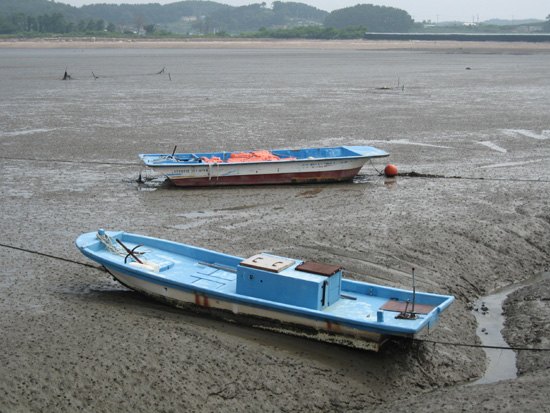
76, 230, 454, 351
170, 166, 363, 187
139, 146, 389, 187
106, 266, 387, 351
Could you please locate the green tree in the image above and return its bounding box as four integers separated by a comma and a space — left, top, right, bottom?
38, 12, 69, 33
10, 12, 27, 31
336, 25, 368, 39
95, 19, 105, 31
242, 25, 367, 40
143, 23, 156, 34
0, 15, 17, 34
77, 19, 86, 32
85, 18, 96, 31
26, 15, 38, 31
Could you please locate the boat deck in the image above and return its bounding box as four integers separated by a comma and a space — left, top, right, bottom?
139, 146, 390, 166
91, 239, 436, 330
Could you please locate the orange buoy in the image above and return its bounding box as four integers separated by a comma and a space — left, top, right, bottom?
384, 164, 398, 177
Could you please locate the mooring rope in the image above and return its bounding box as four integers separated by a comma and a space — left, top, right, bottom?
95, 231, 152, 257
368, 159, 384, 175
0, 156, 135, 166
414, 338, 550, 352
96, 231, 127, 256
0, 242, 103, 270
366, 159, 550, 183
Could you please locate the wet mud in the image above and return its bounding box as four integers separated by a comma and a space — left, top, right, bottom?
1, 42, 549, 411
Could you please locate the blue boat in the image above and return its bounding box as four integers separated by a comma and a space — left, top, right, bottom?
76, 230, 454, 351
139, 145, 389, 187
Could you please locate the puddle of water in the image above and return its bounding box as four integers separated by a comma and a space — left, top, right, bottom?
470, 271, 550, 385
471, 288, 518, 385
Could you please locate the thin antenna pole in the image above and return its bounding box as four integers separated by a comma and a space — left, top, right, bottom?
411, 267, 416, 313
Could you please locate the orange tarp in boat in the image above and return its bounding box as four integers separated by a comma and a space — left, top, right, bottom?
201, 151, 296, 163
201, 156, 223, 163
227, 151, 295, 163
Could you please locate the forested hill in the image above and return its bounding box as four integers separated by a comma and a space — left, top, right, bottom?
81, 1, 327, 25
0, 0, 417, 34
325, 4, 413, 33
0, 0, 85, 22
0, 0, 329, 33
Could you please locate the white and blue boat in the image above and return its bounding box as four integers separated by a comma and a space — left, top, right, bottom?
76, 230, 454, 351
139, 146, 390, 187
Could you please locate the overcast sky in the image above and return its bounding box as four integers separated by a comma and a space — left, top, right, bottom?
61, 0, 548, 22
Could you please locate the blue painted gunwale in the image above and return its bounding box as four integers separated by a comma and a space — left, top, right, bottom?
76, 231, 454, 339
139, 145, 389, 166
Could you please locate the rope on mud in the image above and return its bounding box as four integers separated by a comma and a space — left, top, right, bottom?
0, 156, 135, 166
399, 173, 550, 183
0, 243, 105, 271
415, 338, 550, 352
366, 160, 550, 183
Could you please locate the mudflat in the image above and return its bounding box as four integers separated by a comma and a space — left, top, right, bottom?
2, 37, 550, 54
0, 40, 549, 411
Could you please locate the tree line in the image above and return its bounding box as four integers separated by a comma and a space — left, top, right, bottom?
0, 9, 368, 39
0, 12, 117, 35
0, 10, 368, 39
242, 25, 369, 39
0, 0, 419, 36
